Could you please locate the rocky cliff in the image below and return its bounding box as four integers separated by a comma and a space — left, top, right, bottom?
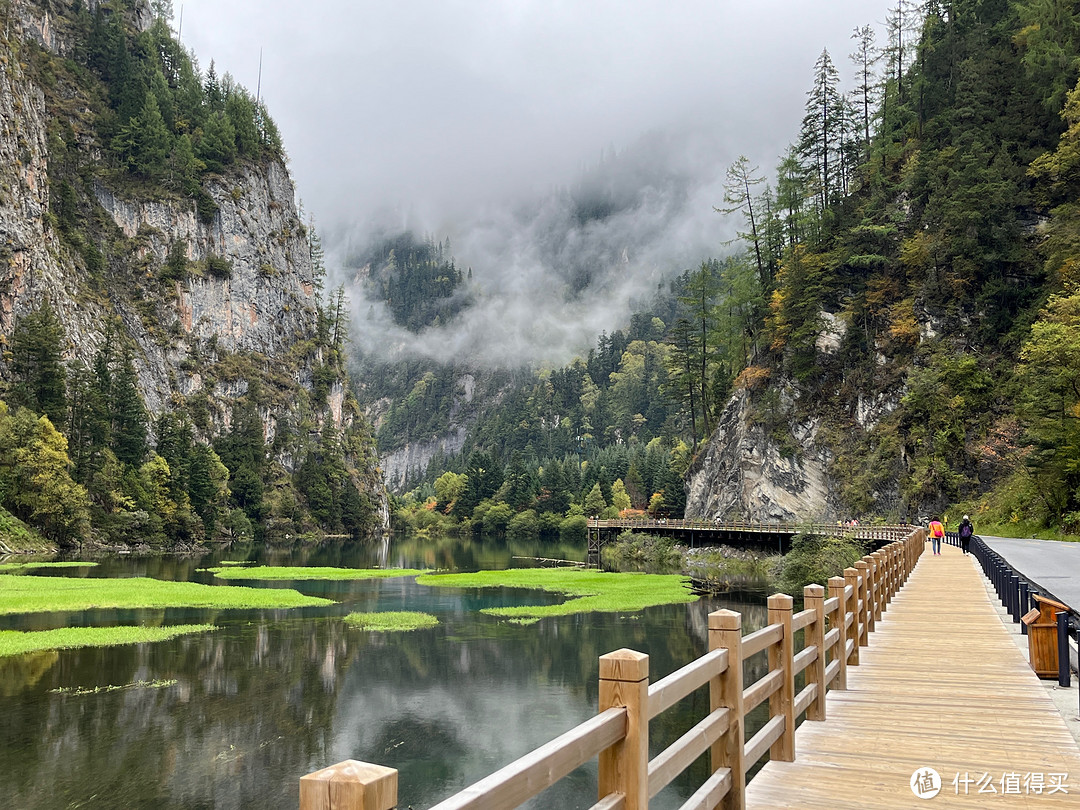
684, 388, 837, 522
0, 0, 388, 536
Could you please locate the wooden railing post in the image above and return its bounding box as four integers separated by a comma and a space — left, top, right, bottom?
300, 761, 398, 810
871, 551, 885, 621
866, 556, 878, 631
844, 567, 861, 666
709, 610, 744, 810
804, 584, 826, 721
768, 594, 795, 762
855, 561, 871, 642
598, 649, 649, 810
828, 576, 848, 690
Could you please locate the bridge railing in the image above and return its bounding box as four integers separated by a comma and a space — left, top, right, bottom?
300, 528, 926, 810
589, 518, 916, 540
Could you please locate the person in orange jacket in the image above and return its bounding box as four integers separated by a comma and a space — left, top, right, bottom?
928, 519, 945, 555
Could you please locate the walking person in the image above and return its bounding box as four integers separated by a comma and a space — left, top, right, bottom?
928, 518, 945, 555
958, 514, 974, 555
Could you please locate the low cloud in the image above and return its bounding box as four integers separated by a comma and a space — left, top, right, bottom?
331, 127, 735, 366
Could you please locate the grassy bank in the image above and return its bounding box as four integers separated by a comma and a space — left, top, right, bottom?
0, 624, 214, 657
205, 566, 428, 580
416, 568, 697, 621
0, 507, 53, 553
344, 611, 439, 632
0, 575, 333, 615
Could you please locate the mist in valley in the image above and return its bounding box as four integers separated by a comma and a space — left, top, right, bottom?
175, 0, 885, 369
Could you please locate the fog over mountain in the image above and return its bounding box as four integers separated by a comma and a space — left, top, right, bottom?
176, 0, 885, 366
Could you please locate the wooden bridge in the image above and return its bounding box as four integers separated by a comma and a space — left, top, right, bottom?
587, 518, 914, 566
299, 529, 1080, 809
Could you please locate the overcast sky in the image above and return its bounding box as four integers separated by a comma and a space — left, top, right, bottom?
175, 0, 888, 365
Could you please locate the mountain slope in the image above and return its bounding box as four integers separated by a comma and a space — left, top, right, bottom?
0, 0, 387, 548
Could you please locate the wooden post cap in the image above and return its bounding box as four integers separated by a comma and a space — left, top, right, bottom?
599, 648, 649, 681
300, 760, 397, 810
827, 576, 845, 588
767, 593, 794, 610
709, 609, 741, 631
804, 584, 825, 597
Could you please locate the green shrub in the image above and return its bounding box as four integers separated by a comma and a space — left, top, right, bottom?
538, 511, 562, 536
772, 532, 866, 593
205, 255, 233, 278
482, 501, 514, 534
559, 514, 588, 542
507, 509, 539, 541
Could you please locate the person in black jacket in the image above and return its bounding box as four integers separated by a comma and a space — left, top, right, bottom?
958, 515, 974, 555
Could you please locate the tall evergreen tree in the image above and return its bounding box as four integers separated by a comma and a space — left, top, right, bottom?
10, 302, 67, 428
799, 49, 843, 214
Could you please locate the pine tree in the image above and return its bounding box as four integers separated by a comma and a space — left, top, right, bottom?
198, 110, 236, 173
720, 156, 769, 288
850, 25, 882, 152
10, 302, 67, 428
799, 49, 843, 214
111, 348, 148, 467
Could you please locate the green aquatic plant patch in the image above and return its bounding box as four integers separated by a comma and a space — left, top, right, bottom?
206, 566, 428, 581
416, 569, 698, 620
0, 575, 333, 615
50, 679, 179, 696
0, 561, 99, 573
343, 611, 439, 632
0, 625, 214, 657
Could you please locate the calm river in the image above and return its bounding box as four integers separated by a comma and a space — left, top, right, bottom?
0, 534, 771, 809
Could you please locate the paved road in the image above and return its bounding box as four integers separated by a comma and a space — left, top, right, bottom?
982, 535, 1080, 613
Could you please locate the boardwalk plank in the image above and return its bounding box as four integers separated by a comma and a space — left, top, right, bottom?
745, 544, 1080, 808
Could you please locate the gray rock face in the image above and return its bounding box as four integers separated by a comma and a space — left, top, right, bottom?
0, 0, 388, 521
93, 163, 319, 414
685, 388, 835, 522
0, 0, 316, 417
382, 427, 468, 491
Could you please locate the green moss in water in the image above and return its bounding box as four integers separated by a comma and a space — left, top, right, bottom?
50, 679, 179, 696
0, 575, 333, 615
416, 568, 698, 620
206, 566, 429, 581
0, 561, 98, 573
206, 565, 429, 578
343, 611, 439, 632
0, 624, 214, 657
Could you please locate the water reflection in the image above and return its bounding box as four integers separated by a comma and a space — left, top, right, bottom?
0, 535, 770, 810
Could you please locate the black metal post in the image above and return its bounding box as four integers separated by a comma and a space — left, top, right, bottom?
1057, 612, 1071, 688
1019, 582, 1029, 635
1010, 575, 1020, 623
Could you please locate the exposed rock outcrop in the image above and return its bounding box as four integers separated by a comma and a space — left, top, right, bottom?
684, 388, 836, 522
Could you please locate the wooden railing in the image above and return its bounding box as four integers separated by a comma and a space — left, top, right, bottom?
299, 528, 926, 810
590, 518, 917, 543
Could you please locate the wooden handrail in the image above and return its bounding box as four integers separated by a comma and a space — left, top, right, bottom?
427, 707, 628, 810
647, 707, 731, 798
742, 623, 784, 658
743, 669, 785, 714
648, 647, 727, 719
300, 529, 927, 810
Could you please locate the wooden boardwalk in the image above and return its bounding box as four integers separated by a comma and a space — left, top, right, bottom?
746, 543, 1080, 808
